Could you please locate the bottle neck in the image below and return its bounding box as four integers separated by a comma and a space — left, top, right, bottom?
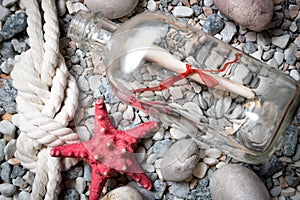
67, 11, 118, 51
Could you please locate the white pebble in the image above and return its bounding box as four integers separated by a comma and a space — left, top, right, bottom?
173, 6, 194, 18
204, 148, 222, 159
272, 35, 290, 49
170, 127, 187, 140
147, 0, 158, 11
290, 69, 300, 81
75, 177, 86, 194
123, 106, 134, 120
0, 120, 16, 139
2, 0, 17, 7
76, 126, 92, 141
0, 5, 11, 21
203, 157, 218, 166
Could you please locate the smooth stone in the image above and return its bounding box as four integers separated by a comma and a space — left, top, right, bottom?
172, 6, 194, 18
0, 12, 27, 40
281, 187, 296, 196
290, 69, 300, 81
0, 162, 12, 183
151, 139, 174, 158
0, 5, 11, 21
56, 0, 66, 16
280, 125, 298, 157
59, 188, 79, 200
0, 139, 6, 162
204, 148, 222, 159
210, 164, 270, 200
203, 14, 225, 35
153, 180, 166, 200
170, 182, 190, 199
220, 21, 237, 43
243, 42, 257, 54
192, 162, 209, 179
0, 183, 16, 197
271, 34, 290, 49
0, 120, 16, 139
203, 157, 218, 166
214, 0, 274, 31
101, 186, 145, 200
274, 52, 284, 65
75, 177, 86, 194
147, 0, 158, 11
259, 155, 284, 177
169, 127, 187, 140
18, 191, 31, 200
2, 0, 17, 7
84, 0, 139, 19
4, 139, 16, 160
160, 139, 199, 182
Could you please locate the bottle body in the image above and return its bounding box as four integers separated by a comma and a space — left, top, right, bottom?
70, 12, 300, 164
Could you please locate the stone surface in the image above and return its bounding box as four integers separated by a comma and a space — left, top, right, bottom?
59, 188, 79, 200
213, 0, 274, 31
101, 186, 145, 200
160, 139, 199, 181
84, 0, 139, 19
0, 183, 16, 197
0, 5, 11, 21
220, 21, 237, 43
0, 120, 16, 139
0, 12, 27, 40
0, 79, 17, 114
258, 155, 284, 177
280, 125, 298, 156
172, 6, 194, 17
210, 164, 270, 200
203, 14, 224, 35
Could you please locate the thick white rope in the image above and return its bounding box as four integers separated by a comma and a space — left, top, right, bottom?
11, 0, 81, 199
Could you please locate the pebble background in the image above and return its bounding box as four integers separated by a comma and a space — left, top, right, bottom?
0, 0, 299, 200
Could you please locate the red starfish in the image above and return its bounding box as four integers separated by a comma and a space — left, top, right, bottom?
50, 99, 158, 200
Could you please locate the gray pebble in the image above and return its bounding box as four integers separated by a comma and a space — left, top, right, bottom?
172, 6, 194, 18
0, 120, 16, 139
62, 166, 83, 180
0, 196, 12, 200
243, 41, 257, 54
0, 5, 11, 21
257, 32, 271, 50
11, 165, 26, 179
0, 58, 15, 74
0, 183, 16, 197
0, 139, 6, 162
83, 162, 92, 181
1, 12, 27, 40
22, 171, 35, 185
77, 76, 90, 92
101, 186, 145, 200
18, 191, 31, 200
152, 139, 174, 158
75, 177, 86, 194
0, 162, 11, 183
271, 35, 290, 49
0, 79, 17, 114
59, 188, 79, 200
12, 177, 28, 189
292, 145, 300, 161
258, 155, 284, 177
4, 139, 16, 160
2, 0, 17, 7
210, 164, 270, 200
99, 77, 119, 104
220, 21, 237, 43
160, 139, 199, 181
153, 180, 166, 199
128, 181, 155, 200
0, 42, 14, 58
280, 125, 298, 157
203, 14, 224, 35
171, 182, 190, 198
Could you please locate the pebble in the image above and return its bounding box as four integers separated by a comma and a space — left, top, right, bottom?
172, 6, 194, 18
98, 77, 119, 104
0, 42, 14, 58
169, 127, 187, 140
0, 139, 6, 162
56, 0, 66, 16
75, 177, 86, 194
0, 162, 12, 183
274, 51, 284, 65
101, 186, 145, 200
84, 0, 139, 19
147, 0, 158, 11
0, 12, 27, 40
65, 1, 88, 15
280, 125, 298, 157
203, 14, 224, 35
0, 120, 16, 139
18, 191, 31, 200
2, 0, 17, 7
203, 157, 218, 166
11, 165, 26, 179
160, 139, 199, 181
4, 139, 16, 161
220, 21, 237, 43
281, 187, 296, 196
0, 5, 11, 21
170, 182, 190, 198
204, 148, 222, 159
290, 69, 300, 81
243, 42, 257, 54
0, 183, 16, 197
272, 35, 290, 49
210, 164, 270, 200
0, 79, 17, 114
192, 162, 209, 179
258, 155, 284, 177
59, 188, 79, 200
77, 76, 90, 92
152, 139, 174, 158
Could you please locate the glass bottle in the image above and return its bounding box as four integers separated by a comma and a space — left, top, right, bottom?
68, 11, 300, 164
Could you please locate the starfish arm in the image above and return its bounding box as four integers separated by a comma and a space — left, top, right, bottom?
89, 164, 110, 200
127, 172, 152, 190
125, 121, 158, 139
50, 143, 87, 159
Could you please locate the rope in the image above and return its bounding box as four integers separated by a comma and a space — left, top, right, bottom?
11, 0, 81, 199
